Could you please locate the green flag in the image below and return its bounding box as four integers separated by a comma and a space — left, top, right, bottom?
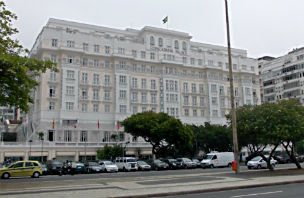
162, 16, 168, 24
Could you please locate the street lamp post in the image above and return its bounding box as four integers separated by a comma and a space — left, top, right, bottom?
123, 141, 130, 158
29, 139, 32, 160
224, 0, 240, 173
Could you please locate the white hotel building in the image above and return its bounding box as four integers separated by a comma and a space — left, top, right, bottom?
0, 19, 260, 162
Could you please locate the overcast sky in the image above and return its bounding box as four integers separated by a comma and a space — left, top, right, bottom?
4, 0, 304, 58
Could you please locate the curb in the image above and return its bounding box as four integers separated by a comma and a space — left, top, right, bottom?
113, 179, 304, 198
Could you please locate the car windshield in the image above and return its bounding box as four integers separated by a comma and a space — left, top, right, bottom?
168, 159, 176, 162
53, 161, 63, 165
251, 157, 262, 161
176, 159, 182, 162
126, 159, 136, 162
154, 159, 162, 163
89, 162, 98, 166
138, 161, 148, 165
205, 155, 213, 160
184, 158, 191, 162
104, 161, 114, 165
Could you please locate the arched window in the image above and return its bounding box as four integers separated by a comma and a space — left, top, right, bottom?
174, 40, 179, 49
182, 41, 187, 50
158, 37, 163, 47
150, 36, 155, 46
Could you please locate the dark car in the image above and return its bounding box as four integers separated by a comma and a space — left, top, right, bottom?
192, 159, 201, 168
137, 161, 151, 171
177, 158, 197, 169
85, 162, 102, 173
146, 159, 169, 171
274, 155, 291, 164
163, 159, 183, 169
71, 162, 85, 174
46, 160, 63, 175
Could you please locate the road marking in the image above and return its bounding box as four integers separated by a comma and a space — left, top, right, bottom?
232, 190, 283, 197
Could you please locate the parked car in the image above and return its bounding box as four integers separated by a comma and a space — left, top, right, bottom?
115, 157, 138, 171
85, 162, 102, 173
163, 159, 183, 169
137, 161, 151, 171
247, 156, 277, 169
46, 160, 63, 175
146, 159, 169, 171
71, 162, 85, 174
192, 159, 201, 168
1, 161, 42, 179
99, 160, 118, 172
201, 152, 234, 168
273, 155, 291, 164
177, 158, 197, 169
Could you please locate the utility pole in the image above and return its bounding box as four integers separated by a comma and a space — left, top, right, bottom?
225, 0, 240, 173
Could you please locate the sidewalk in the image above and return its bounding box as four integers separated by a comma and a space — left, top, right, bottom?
1, 168, 304, 198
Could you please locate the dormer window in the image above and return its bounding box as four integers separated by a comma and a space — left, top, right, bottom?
158, 38, 163, 47
150, 36, 155, 46
182, 41, 187, 50
174, 40, 179, 49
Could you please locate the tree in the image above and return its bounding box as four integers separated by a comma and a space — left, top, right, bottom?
122, 111, 193, 157
97, 145, 123, 160
0, 2, 56, 112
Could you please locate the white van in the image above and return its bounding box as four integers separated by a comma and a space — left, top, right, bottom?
115, 157, 138, 171
201, 152, 234, 168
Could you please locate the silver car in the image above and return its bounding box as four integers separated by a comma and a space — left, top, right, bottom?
99, 161, 118, 172
247, 156, 277, 169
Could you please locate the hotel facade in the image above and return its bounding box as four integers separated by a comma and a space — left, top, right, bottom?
0, 19, 260, 162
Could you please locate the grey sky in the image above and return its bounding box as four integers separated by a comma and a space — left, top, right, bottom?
5, 0, 304, 58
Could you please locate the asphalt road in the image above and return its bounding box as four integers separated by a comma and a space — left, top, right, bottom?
155, 183, 304, 198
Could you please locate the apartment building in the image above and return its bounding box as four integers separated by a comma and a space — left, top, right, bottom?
0, 18, 260, 162
261, 48, 304, 103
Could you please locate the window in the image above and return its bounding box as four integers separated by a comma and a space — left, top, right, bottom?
245, 87, 251, 96
49, 102, 55, 110
119, 61, 126, 69
105, 46, 110, 54
193, 109, 197, 117
183, 57, 187, 64
93, 74, 99, 85
183, 83, 188, 93
132, 50, 137, 57
150, 36, 155, 46
142, 107, 147, 112
235, 88, 239, 97
48, 130, 54, 142
192, 96, 197, 106
251, 66, 255, 71
119, 90, 126, 99
117, 47, 125, 54
212, 97, 218, 106
191, 83, 196, 93
212, 110, 218, 117
82, 103, 87, 112
242, 65, 247, 70
219, 86, 224, 95
158, 37, 163, 47
51, 39, 58, 47
67, 40, 75, 48
174, 40, 179, 49
184, 96, 189, 105
80, 131, 87, 142
93, 89, 99, 100
82, 73, 88, 84
233, 64, 237, 70
82, 58, 88, 66
220, 98, 225, 107
141, 92, 147, 103
151, 93, 156, 104
49, 86, 56, 97
151, 79, 156, 89
182, 41, 187, 50
67, 70, 74, 79
201, 110, 205, 117
184, 109, 189, 116
104, 90, 110, 100
66, 102, 74, 111
93, 59, 99, 67
150, 52, 155, 60
119, 105, 127, 113
150, 66, 155, 73
199, 84, 204, 94
211, 84, 217, 92
200, 97, 204, 107
64, 130, 72, 142
198, 59, 203, 66
50, 70, 56, 81
93, 104, 99, 112
104, 75, 110, 86
67, 56, 73, 64
141, 79, 147, 89
82, 89, 88, 99
66, 86, 74, 95
50, 54, 57, 63
141, 64, 146, 72
141, 51, 146, 59
83, 43, 88, 51
94, 44, 100, 53
132, 106, 138, 114
208, 60, 214, 66
132, 64, 137, 72
132, 92, 138, 102
119, 75, 127, 85
104, 105, 110, 112
132, 77, 137, 88
190, 58, 195, 65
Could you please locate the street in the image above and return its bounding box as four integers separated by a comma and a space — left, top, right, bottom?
155, 183, 304, 198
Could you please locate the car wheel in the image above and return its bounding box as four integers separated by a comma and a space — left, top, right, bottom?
248, 166, 252, 170
32, 171, 40, 178
2, 172, 10, 179
257, 165, 262, 169
155, 167, 159, 171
